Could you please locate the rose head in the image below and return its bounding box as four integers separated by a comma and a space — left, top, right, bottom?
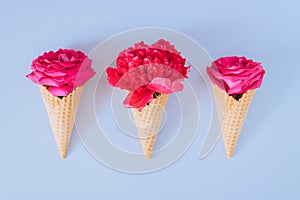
106, 39, 190, 111
206, 56, 265, 98
26, 49, 96, 96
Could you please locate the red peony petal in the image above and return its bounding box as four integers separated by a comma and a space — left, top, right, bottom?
147, 77, 184, 94
150, 39, 181, 55
123, 86, 154, 111
106, 67, 121, 86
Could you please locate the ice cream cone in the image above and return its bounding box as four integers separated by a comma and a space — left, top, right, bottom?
212, 84, 255, 158
132, 94, 169, 160
39, 85, 84, 159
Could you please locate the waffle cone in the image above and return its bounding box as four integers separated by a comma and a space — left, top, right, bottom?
39, 86, 84, 159
212, 84, 255, 158
132, 94, 169, 160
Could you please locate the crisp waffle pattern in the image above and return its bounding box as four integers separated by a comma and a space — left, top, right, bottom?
132, 94, 169, 160
212, 85, 255, 158
39, 86, 83, 158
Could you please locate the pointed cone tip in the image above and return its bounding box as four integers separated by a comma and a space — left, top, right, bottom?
144, 153, 152, 160
60, 151, 67, 159
226, 152, 233, 159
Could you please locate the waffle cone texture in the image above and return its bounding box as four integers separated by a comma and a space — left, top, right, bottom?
132, 94, 169, 160
212, 84, 255, 158
39, 86, 83, 159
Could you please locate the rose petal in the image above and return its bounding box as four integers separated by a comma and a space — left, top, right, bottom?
26, 72, 40, 84
58, 54, 69, 62
74, 70, 96, 86
33, 70, 46, 78
39, 77, 60, 87
51, 63, 66, 70
49, 85, 74, 96
43, 70, 66, 77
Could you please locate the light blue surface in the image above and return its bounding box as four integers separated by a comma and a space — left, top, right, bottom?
1, 0, 299, 199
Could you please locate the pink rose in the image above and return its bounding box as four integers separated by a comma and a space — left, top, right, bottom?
106, 39, 190, 110
26, 49, 95, 96
206, 56, 265, 98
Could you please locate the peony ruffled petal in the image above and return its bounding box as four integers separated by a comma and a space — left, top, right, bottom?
106, 67, 121, 86
123, 87, 154, 111
147, 77, 184, 94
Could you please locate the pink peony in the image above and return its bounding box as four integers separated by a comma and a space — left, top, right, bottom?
106, 39, 190, 110
206, 56, 265, 97
26, 49, 95, 96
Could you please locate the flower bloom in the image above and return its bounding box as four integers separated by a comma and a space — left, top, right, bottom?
106, 39, 190, 110
206, 56, 265, 97
26, 49, 95, 96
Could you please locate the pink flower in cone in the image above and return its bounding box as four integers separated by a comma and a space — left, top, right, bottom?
206, 56, 265, 98
26, 49, 96, 96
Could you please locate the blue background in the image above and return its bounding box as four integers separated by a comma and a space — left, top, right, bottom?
1, 0, 300, 199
